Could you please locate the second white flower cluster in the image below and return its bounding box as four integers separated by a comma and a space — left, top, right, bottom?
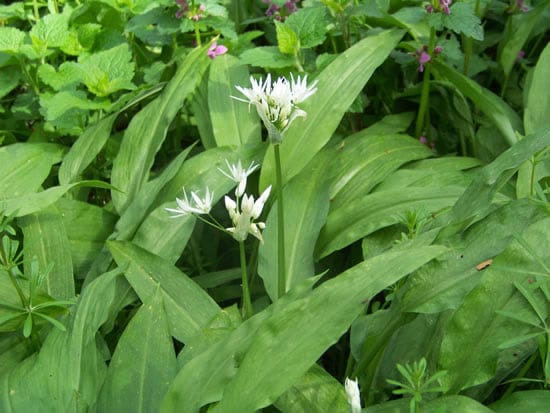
165, 160, 271, 243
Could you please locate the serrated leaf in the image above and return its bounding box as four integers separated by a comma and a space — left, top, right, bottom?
37, 62, 83, 91
276, 21, 299, 55
0, 3, 26, 20
286, 6, 328, 49
79, 44, 136, 96
429, 3, 483, 40
30, 13, 70, 55
239, 46, 295, 69
0, 27, 26, 54
39, 90, 110, 121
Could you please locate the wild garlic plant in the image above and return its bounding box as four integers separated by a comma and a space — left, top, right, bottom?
233, 73, 317, 298
165, 160, 270, 319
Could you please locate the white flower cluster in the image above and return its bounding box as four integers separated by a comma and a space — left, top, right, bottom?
233, 73, 318, 144
165, 160, 270, 243
345, 377, 362, 413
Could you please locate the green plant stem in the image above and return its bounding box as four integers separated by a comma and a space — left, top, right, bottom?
194, 23, 201, 47
32, 0, 39, 20
274, 144, 286, 299
530, 156, 537, 197
239, 241, 253, 319
415, 28, 436, 138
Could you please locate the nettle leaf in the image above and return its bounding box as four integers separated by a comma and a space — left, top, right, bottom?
239, 46, 295, 69
29, 13, 70, 56
0, 3, 26, 20
286, 6, 328, 49
126, 7, 180, 46
0, 27, 26, 54
276, 22, 300, 55
428, 3, 483, 41
37, 62, 83, 91
79, 44, 136, 97
39, 91, 110, 122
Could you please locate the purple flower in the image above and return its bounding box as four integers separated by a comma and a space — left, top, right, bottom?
208, 42, 228, 59
434, 45, 443, 54
515, 50, 525, 62
285, 0, 299, 14
417, 50, 431, 72
419, 135, 428, 145
266, 3, 280, 17
175, 0, 189, 19
440, 0, 452, 15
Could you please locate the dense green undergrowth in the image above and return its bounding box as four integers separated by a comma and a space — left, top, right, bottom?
1, 0, 550, 411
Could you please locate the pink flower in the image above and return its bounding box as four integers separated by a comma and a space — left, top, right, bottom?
208, 42, 228, 59
418, 50, 431, 72
419, 135, 428, 145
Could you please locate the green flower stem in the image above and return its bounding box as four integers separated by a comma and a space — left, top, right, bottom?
274, 144, 286, 299
239, 241, 253, 319
415, 28, 437, 139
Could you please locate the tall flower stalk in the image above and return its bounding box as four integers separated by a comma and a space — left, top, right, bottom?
233, 74, 317, 298
167, 160, 269, 319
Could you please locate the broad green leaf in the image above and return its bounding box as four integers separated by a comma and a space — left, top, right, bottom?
439, 218, 550, 392
210, 246, 446, 413
126, 7, 179, 46
0, 143, 64, 200
402, 199, 542, 313
258, 152, 331, 299
111, 43, 211, 213
0, 180, 113, 217
499, 1, 550, 78
432, 61, 522, 147
443, 126, 550, 230
276, 22, 300, 55
490, 390, 550, 412
79, 43, 136, 96
115, 144, 195, 242
161, 246, 446, 412
260, 29, 404, 191
97, 288, 177, 413
37, 62, 84, 91
0, 3, 25, 20
316, 186, 464, 259
18, 205, 75, 300
0, 27, 25, 53
274, 364, 349, 412
0, 67, 20, 99
524, 41, 550, 134
56, 198, 117, 276
362, 112, 415, 136
329, 133, 432, 209
39, 90, 111, 122
286, 6, 328, 49
365, 395, 493, 412
208, 54, 260, 147
0, 333, 29, 376
29, 13, 70, 57
0, 269, 132, 412
58, 113, 117, 185
108, 240, 220, 343
191, 72, 216, 149
239, 46, 295, 68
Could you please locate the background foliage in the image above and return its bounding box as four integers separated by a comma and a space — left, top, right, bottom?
0, 0, 549, 411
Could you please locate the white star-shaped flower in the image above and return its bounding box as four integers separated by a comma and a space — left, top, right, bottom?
224, 186, 271, 242
233, 74, 317, 144
165, 188, 213, 217
218, 159, 259, 197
